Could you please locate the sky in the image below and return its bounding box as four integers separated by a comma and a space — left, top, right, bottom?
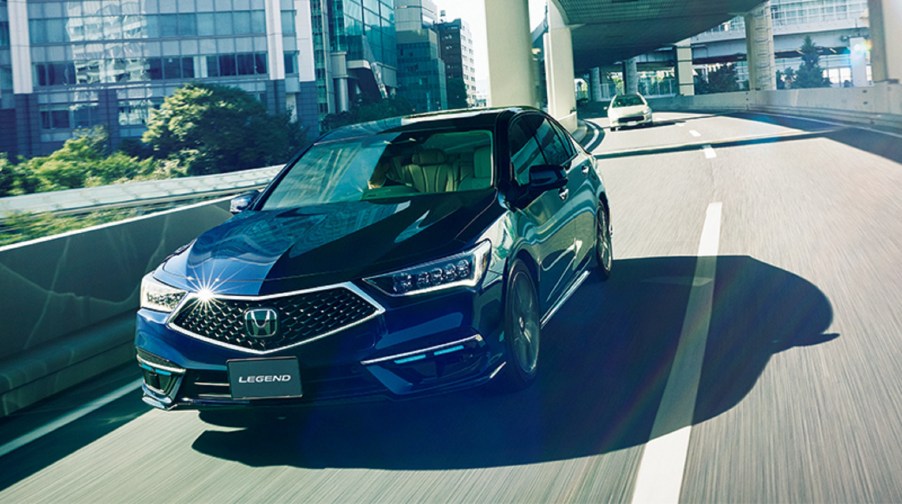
435, 0, 548, 96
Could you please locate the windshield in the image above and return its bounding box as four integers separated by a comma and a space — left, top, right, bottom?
612, 95, 645, 107
260, 129, 494, 210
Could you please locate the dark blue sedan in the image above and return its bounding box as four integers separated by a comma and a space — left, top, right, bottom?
135, 107, 613, 411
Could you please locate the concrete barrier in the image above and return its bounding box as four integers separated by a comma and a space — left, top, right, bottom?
646, 83, 902, 130
0, 198, 232, 416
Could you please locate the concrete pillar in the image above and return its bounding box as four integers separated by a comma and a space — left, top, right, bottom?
867, 0, 902, 83
331, 51, 350, 113
590, 67, 603, 102
849, 36, 869, 87
624, 58, 638, 94
674, 38, 695, 96
744, 1, 776, 91
484, 0, 536, 107
264, 0, 286, 80
544, 2, 577, 131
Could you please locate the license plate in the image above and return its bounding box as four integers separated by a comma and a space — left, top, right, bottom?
228, 357, 303, 400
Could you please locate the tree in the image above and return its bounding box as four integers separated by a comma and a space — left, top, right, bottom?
696, 64, 740, 94
446, 78, 469, 110
793, 36, 831, 88
143, 83, 308, 175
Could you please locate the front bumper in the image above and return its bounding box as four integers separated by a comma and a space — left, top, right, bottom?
135, 280, 506, 411
611, 112, 652, 128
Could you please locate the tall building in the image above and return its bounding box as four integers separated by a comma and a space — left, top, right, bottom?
394, 0, 446, 113
435, 18, 476, 108
324, 0, 397, 113
0, 0, 399, 159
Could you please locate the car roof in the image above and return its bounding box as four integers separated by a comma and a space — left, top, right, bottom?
317, 106, 537, 143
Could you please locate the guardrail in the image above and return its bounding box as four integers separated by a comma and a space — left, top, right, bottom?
646, 82, 902, 131
0, 198, 234, 416
0, 165, 281, 218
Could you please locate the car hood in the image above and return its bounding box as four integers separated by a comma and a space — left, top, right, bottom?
608, 105, 648, 118
160, 190, 499, 294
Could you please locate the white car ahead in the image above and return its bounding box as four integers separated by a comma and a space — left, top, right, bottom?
607, 94, 653, 131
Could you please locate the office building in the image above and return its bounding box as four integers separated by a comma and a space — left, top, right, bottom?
394, 0, 446, 113
0, 0, 398, 159
435, 17, 476, 108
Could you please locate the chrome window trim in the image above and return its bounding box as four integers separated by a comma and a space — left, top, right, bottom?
165, 282, 386, 355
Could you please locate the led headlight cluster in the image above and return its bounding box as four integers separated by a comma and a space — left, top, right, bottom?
140, 273, 187, 313
366, 241, 492, 296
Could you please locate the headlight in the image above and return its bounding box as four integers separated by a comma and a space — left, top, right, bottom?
365, 241, 492, 296
140, 273, 187, 313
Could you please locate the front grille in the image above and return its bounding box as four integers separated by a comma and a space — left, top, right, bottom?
170, 286, 380, 352
620, 114, 645, 123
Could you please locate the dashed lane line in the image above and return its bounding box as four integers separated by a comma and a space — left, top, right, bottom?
689, 130, 702, 138
630, 202, 722, 504
703, 145, 717, 159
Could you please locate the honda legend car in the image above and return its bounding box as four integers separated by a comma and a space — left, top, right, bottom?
607, 93, 653, 130
135, 107, 613, 411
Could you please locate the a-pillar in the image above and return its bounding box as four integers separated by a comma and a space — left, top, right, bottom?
544, 1, 577, 131
590, 67, 603, 102
484, 0, 537, 107
331, 51, 350, 113
674, 39, 695, 96
867, 0, 902, 83
624, 58, 638, 94
744, 1, 776, 91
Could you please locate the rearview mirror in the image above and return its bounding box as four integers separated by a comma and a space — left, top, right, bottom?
230, 190, 260, 214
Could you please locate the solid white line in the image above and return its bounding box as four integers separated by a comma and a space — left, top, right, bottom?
703, 144, 717, 159
0, 378, 144, 459
756, 111, 902, 140
630, 202, 722, 504
675, 122, 685, 127
689, 129, 702, 138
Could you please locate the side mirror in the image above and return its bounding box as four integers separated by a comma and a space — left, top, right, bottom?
528, 164, 567, 193
230, 190, 260, 214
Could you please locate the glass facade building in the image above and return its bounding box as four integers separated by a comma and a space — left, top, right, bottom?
0, 0, 399, 159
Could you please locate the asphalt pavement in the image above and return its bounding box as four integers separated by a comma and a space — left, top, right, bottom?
1, 111, 901, 503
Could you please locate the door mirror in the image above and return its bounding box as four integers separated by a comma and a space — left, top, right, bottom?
230, 190, 260, 214
528, 164, 567, 193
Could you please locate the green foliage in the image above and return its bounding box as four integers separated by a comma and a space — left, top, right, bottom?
0, 209, 139, 247
446, 78, 469, 110
321, 97, 415, 131
143, 83, 308, 175
0, 128, 160, 195
695, 64, 740, 94
792, 36, 831, 89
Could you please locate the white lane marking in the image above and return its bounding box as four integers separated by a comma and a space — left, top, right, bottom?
675, 122, 685, 127
689, 129, 702, 138
584, 121, 601, 149
0, 378, 144, 459
630, 202, 722, 504
703, 144, 717, 159
757, 111, 902, 140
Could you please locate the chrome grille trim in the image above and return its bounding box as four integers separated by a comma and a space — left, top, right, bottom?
166, 282, 385, 355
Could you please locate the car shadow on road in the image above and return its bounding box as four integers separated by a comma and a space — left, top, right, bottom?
192, 255, 837, 470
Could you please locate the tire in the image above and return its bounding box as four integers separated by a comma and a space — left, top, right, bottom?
596, 204, 613, 281
492, 260, 541, 392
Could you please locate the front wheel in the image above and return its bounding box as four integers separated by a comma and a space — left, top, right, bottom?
596, 205, 613, 280
492, 260, 541, 392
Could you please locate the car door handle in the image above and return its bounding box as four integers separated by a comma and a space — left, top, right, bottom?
558, 188, 569, 200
